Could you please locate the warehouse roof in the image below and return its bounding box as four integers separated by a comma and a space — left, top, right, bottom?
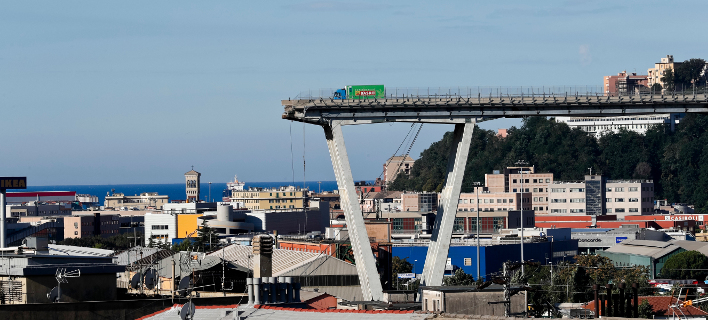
602, 239, 680, 259
208, 244, 357, 277
48, 244, 115, 257
140, 304, 426, 320
669, 240, 708, 255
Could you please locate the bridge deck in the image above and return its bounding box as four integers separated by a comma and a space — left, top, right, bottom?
282, 93, 708, 125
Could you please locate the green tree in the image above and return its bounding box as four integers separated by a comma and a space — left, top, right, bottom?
392, 256, 412, 289
661, 68, 675, 91
443, 269, 476, 286
674, 58, 707, 89
650, 83, 663, 93
194, 219, 217, 252
661, 250, 708, 280
638, 298, 655, 319
171, 238, 193, 251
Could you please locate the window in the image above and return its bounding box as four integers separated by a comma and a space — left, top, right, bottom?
74, 231, 78, 235
570, 188, 585, 192
513, 179, 517, 183
629, 187, 638, 192
570, 209, 585, 213
615, 208, 625, 213
570, 198, 585, 203
503, 199, 507, 203
525, 179, 529, 183
464, 258, 472, 266
629, 198, 639, 202
533, 179, 538, 183
533, 188, 538, 192
546, 179, 550, 183
606, 209, 613, 213
151, 225, 168, 230
509, 199, 514, 203
484, 199, 490, 203
615, 187, 624, 192
629, 208, 639, 212
606, 187, 612, 192
551, 199, 567, 203
551, 188, 566, 193
615, 198, 624, 202
497, 199, 502, 203
551, 209, 567, 213
512, 188, 517, 192
606, 198, 612, 202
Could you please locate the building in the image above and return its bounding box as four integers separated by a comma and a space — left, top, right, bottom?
547, 176, 654, 219
457, 187, 532, 213
393, 238, 578, 280
571, 227, 672, 254
598, 239, 684, 278
230, 186, 306, 210
0, 254, 124, 304
604, 70, 649, 96
185, 168, 201, 202
583, 296, 708, 320
484, 167, 552, 214
401, 192, 437, 212
4, 191, 76, 205
555, 113, 683, 138
64, 213, 120, 239
6, 203, 72, 217
383, 155, 415, 184
360, 190, 403, 215
104, 192, 169, 210
648, 55, 680, 88
421, 285, 525, 315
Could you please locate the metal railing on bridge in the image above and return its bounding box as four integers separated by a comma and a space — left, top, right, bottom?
295, 85, 708, 100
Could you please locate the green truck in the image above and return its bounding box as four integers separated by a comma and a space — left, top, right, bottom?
333, 85, 385, 100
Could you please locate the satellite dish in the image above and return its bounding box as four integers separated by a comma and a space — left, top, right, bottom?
131, 272, 142, 289
180, 301, 195, 320
177, 276, 192, 297
144, 268, 157, 290
47, 286, 59, 303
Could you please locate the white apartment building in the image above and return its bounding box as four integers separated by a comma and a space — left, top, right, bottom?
548, 177, 654, 219
144, 212, 178, 246
555, 114, 683, 138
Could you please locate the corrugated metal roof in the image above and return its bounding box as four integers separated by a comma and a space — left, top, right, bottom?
48, 244, 115, 257
142, 304, 426, 320
604, 239, 680, 259
670, 240, 708, 255
207, 244, 357, 277
114, 246, 162, 265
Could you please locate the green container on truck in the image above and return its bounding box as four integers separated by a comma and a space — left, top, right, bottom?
333, 85, 385, 99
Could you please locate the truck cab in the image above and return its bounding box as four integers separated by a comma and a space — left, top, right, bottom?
333, 88, 347, 100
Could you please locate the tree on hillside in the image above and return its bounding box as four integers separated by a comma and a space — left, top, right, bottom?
661, 251, 708, 280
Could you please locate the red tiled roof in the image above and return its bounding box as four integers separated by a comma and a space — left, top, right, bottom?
583, 296, 708, 317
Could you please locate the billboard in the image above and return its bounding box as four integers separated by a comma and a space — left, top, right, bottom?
347, 85, 385, 99
0, 177, 27, 190
397, 273, 415, 279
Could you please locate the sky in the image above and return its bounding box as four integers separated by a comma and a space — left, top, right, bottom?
1, 1, 707, 186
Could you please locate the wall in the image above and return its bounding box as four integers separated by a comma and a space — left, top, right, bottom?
22, 273, 117, 303
436, 290, 524, 316
177, 214, 202, 238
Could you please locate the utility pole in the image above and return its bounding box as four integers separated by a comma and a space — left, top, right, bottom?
209, 182, 212, 203
473, 181, 482, 280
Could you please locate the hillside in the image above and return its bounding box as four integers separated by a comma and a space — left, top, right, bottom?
389, 115, 708, 212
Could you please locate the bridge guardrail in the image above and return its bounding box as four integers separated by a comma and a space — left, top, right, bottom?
295, 85, 708, 100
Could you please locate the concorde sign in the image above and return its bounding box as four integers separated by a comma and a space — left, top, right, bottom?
0, 177, 27, 190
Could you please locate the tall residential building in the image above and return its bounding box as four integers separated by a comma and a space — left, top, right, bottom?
229, 186, 306, 210
604, 71, 649, 96
548, 176, 654, 219
383, 155, 415, 184
185, 168, 201, 203
485, 166, 553, 214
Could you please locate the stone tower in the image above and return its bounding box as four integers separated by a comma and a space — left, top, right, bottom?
185, 167, 201, 203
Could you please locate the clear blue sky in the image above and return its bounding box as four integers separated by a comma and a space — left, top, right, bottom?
1, 1, 705, 185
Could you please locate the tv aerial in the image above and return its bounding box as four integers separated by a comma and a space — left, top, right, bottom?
47, 268, 80, 303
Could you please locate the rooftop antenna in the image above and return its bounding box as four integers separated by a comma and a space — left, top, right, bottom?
48, 268, 80, 303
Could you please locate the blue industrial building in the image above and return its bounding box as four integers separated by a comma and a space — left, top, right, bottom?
393, 237, 578, 280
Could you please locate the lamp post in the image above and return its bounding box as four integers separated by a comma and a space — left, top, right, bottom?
473, 181, 482, 280
515, 160, 528, 276
209, 182, 212, 203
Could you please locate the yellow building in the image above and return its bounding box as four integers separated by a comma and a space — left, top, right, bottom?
230, 187, 306, 210
647, 55, 679, 88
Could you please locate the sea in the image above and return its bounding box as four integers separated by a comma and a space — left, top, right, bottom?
22, 180, 369, 204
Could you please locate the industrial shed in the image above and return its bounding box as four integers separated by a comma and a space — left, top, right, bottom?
598, 239, 684, 278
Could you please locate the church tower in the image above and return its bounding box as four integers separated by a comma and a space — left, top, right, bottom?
185, 167, 201, 203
